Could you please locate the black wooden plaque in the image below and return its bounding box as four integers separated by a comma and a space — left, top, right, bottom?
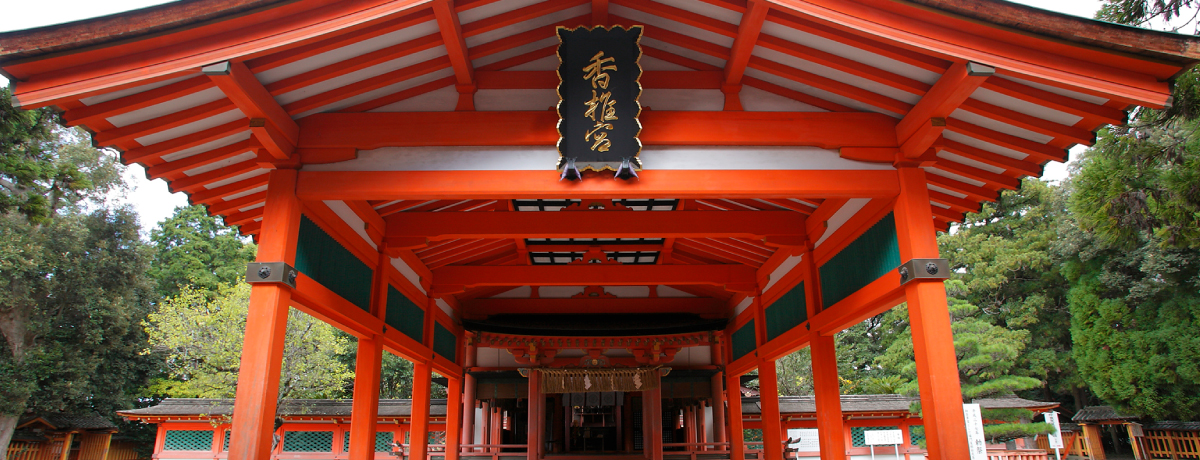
556, 25, 643, 172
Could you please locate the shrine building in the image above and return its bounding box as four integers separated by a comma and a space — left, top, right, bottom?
1, 1, 1197, 460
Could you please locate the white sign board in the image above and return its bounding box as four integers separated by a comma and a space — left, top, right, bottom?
864, 429, 905, 446
1045, 411, 1064, 449
963, 403, 988, 460
787, 428, 820, 451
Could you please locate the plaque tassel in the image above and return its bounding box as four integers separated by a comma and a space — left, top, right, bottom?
614, 157, 639, 180
559, 157, 582, 181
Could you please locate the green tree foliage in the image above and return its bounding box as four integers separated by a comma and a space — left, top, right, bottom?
939, 180, 1085, 407
149, 205, 257, 299
874, 283, 1044, 402
1058, 207, 1200, 420
0, 209, 155, 449
0, 87, 154, 452
145, 282, 354, 399
1097, 0, 1199, 32
1071, 122, 1200, 249
0, 88, 124, 223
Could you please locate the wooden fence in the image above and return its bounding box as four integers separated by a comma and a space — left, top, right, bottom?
5, 442, 41, 460
1135, 429, 1200, 459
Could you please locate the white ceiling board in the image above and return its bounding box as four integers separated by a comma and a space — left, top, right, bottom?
135, 108, 245, 146
255, 21, 441, 85
760, 21, 942, 84
106, 87, 227, 128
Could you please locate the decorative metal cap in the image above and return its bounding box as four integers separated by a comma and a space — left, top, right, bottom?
898, 258, 950, 285
245, 262, 298, 289
559, 157, 582, 181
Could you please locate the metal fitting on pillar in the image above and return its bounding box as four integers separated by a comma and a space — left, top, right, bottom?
898, 258, 950, 285
245, 262, 298, 288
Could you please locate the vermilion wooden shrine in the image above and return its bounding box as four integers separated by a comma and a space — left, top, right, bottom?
2, 0, 1197, 459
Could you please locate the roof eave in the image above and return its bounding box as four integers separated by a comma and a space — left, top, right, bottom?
908, 0, 1200, 66
0, 0, 293, 65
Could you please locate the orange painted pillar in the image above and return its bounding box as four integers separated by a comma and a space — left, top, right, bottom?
445, 376, 464, 460
726, 370, 746, 460
229, 170, 301, 460
758, 361, 784, 460
647, 375, 664, 460
710, 334, 727, 447
351, 244, 391, 460
893, 167, 969, 460
462, 335, 478, 450
810, 334, 846, 460
410, 362, 434, 460
349, 337, 384, 460
527, 369, 541, 460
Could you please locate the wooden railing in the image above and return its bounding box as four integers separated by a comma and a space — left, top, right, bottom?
1136, 430, 1200, 459
453, 444, 529, 460
663, 442, 732, 460
984, 449, 1049, 460
5, 442, 41, 460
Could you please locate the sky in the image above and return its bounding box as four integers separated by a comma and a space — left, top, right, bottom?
0, 0, 1120, 233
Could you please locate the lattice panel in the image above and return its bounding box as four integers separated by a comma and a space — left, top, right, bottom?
908, 426, 925, 446
850, 426, 899, 447
163, 430, 213, 451
342, 432, 395, 452
223, 430, 231, 451
282, 431, 334, 452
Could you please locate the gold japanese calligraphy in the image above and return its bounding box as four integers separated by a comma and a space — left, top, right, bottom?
583, 51, 619, 152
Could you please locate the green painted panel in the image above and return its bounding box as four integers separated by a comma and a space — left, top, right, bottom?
163, 430, 212, 451
294, 215, 373, 311
819, 212, 901, 308
282, 431, 333, 452
731, 319, 756, 361
766, 282, 807, 342
342, 431, 395, 452
385, 285, 424, 343
434, 322, 457, 362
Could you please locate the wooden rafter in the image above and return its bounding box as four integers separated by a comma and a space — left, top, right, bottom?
897, 61, 993, 159
433, 0, 476, 110
204, 61, 298, 160
723, 0, 769, 109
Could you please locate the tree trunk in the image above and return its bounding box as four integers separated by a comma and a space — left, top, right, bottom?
1073, 387, 1087, 414
0, 414, 19, 459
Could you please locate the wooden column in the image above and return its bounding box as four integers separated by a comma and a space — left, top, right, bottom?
462, 336, 478, 450
349, 337, 384, 460
445, 375, 464, 460
411, 362, 434, 460
893, 167, 969, 460
726, 370, 745, 460
710, 335, 727, 447
758, 361, 784, 460
528, 369, 542, 460
351, 245, 391, 460
229, 170, 301, 460
810, 334, 846, 460
686, 406, 698, 447
647, 376, 664, 460
490, 405, 503, 453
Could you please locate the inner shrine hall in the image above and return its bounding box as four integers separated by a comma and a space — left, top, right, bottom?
2, 0, 1198, 459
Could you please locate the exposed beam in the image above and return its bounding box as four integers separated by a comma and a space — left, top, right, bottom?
93, 100, 235, 148
432, 0, 476, 110
297, 111, 900, 149
474, 70, 723, 89
462, 297, 725, 319
204, 61, 299, 160
384, 211, 806, 241
430, 264, 758, 293
723, 0, 769, 110
296, 170, 902, 201
63, 76, 214, 127
897, 61, 993, 158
